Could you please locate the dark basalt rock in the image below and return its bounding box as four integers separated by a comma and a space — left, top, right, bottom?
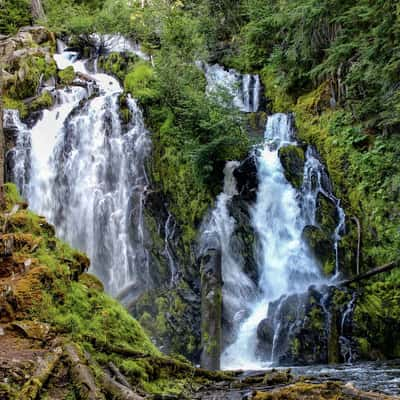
302, 225, 336, 276
233, 154, 258, 202
255, 285, 359, 366
278, 144, 305, 189
228, 195, 258, 284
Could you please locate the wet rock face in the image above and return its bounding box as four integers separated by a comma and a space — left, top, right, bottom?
255, 286, 359, 366
256, 288, 328, 365
130, 188, 202, 362
233, 155, 258, 202
228, 195, 258, 284
316, 193, 339, 234
278, 145, 305, 189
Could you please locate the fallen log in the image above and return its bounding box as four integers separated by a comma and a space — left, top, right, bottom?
19, 346, 63, 400
340, 260, 400, 286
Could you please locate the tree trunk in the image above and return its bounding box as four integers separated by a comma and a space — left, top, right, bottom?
0, 67, 5, 209
31, 0, 46, 20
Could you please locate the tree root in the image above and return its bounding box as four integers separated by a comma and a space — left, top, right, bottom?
99, 371, 145, 400
108, 361, 133, 389
64, 343, 105, 400
19, 345, 63, 400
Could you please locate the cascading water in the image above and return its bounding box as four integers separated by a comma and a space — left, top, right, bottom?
5, 42, 153, 301
221, 113, 346, 369
201, 63, 261, 113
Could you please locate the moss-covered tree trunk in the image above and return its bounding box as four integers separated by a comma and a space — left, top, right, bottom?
0, 67, 5, 208
200, 247, 222, 370
31, 0, 45, 20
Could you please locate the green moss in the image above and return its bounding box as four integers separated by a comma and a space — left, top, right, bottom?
308, 307, 324, 332
291, 337, 301, 356
58, 66, 75, 85
3, 97, 28, 119
4, 182, 23, 206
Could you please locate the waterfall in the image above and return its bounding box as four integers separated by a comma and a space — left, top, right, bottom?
5, 44, 152, 301
201, 63, 261, 113
221, 113, 345, 369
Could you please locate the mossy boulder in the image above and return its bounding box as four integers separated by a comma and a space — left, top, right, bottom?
316, 193, 339, 234
79, 272, 104, 291
278, 145, 305, 189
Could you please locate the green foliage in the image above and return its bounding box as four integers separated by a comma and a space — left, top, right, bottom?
43, 0, 133, 34
0, 0, 31, 35
29, 90, 54, 111
354, 277, 400, 359
124, 61, 158, 104
239, 0, 400, 131
58, 66, 75, 85
3, 97, 28, 119
98, 52, 139, 82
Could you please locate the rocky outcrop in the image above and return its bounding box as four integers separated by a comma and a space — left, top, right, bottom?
302, 225, 336, 276
233, 154, 258, 202
278, 145, 305, 189
228, 195, 258, 283
256, 285, 356, 366
1, 26, 56, 99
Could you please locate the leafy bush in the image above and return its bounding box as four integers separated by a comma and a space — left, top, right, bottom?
124, 61, 158, 104
58, 66, 75, 85
0, 0, 31, 35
